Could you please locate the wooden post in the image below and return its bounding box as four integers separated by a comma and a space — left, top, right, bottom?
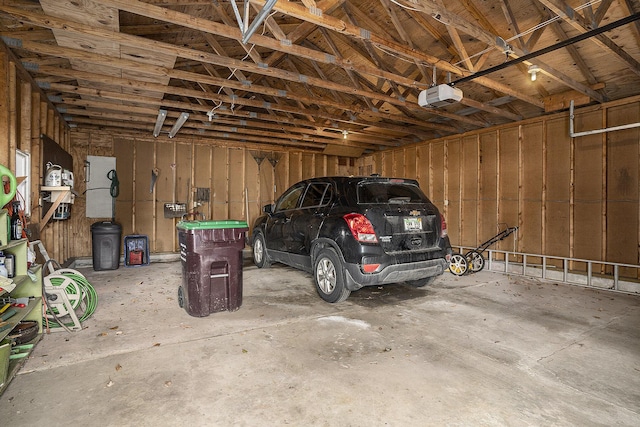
601, 107, 608, 266
541, 120, 547, 258
517, 124, 523, 251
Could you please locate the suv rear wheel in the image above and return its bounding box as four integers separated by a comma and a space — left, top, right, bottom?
253, 233, 271, 268
314, 248, 350, 303
406, 276, 437, 287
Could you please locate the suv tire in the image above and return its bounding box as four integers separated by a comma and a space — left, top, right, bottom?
253, 233, 271, 268
314, 248, 350, 303
406, 276, 437, 287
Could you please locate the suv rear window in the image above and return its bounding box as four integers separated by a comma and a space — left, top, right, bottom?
357, 182, 429, 204
301, 183, 332, 208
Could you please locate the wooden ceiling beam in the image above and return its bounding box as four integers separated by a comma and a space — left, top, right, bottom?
406, 0, 604, 103
38, 65, 443, 136
3, 0, 528, 130
318, 29, 387, 111
594, 0, 615, 26
619, 0, 640, 48
61, 104, 362, 148
16, 38, 328, 111
257, 0, 346, 82
70, 115, 326, 149
459, 97, 522, 121
200, 32, 273, 117
257, 0, 543, 107
405, 10, 458, 65
0, 10, 420, 113
0, 4, 421, 110
532, 1, 599, 87
306, 55, 348, 105
50, 82, 395, 146
537, 0, 640, 78
523, 24, 547, 53
208, 2, 263, 64
340, 4, 522, 126
249, 1, 287, 41
378, 0, 445, 76
432, 0, 474, 72
282, 57, 326, 121
322, 31, 486, 127
341, 2, 410, 108
0, 29, 54, 42
340, 1, 427, 101
498, 0, 551, 99
498, 0, 525, 51
97, 0, 426, 94
448, 0, 507, 72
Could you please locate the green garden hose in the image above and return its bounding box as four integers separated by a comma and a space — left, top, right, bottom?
43, 272, 98, 329
107, 169, 119, 198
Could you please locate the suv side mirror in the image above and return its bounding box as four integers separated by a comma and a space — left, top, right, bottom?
263, 204, 274, 214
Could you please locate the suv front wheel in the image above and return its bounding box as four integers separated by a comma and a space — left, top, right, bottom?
314, 248, 350, 303
252, 233, 271, 268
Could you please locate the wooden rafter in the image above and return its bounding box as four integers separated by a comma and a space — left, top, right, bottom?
619, 0, 640, 47
2, 8, 421, 116
531, 1, 599, 87
537, 0, 640, 77
257, 0, 543, 107
1, 0, 639, 151
401, 0, 605, 103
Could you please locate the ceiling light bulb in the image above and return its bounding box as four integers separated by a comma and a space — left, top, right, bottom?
528, 65, 540, 82
343, 130, 348, 139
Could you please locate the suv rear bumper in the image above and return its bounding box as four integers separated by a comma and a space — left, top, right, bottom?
343, 258, 449, 291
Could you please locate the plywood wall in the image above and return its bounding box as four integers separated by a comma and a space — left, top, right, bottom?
358, 98, 640, 276
1, 47, 361, 263
65, 131, 357, 258
3, 43, 638, 272
0, 45, 71, 264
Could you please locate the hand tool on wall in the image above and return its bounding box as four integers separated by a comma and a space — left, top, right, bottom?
150, 168, 160, 193
171, 163, 176, 203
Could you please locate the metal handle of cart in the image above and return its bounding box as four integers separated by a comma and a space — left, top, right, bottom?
448, 225, 519, 276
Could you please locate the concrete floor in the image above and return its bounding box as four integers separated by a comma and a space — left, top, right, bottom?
1, 258, 639, 426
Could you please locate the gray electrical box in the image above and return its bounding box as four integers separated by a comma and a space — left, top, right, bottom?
86, 155, 116, 218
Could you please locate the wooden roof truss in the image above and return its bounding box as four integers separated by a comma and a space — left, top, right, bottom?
0, 0, 638, 154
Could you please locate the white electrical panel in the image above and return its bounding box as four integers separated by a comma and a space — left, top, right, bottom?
86, 155, 116, 218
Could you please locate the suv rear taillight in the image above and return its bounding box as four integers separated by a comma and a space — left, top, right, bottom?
440, 214, 448, 238
344, 213, 378, 243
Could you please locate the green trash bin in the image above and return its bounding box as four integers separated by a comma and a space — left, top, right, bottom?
176, 220, 248, 317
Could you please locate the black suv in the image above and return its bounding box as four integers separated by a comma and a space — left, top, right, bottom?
250, 176, 452, 302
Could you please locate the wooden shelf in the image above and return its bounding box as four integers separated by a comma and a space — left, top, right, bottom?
0, 210, 42, 394
0, 297, 42, 343
40, 186, 74, 230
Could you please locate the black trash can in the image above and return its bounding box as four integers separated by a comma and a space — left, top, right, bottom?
91, 221, 122, 271
176, 220, 248, 317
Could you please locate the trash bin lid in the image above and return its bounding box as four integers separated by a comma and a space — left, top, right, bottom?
176, 220, 248, 230
91, 221, 122, 231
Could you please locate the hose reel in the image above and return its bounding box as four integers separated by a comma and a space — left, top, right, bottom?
43, 268, 98, 331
